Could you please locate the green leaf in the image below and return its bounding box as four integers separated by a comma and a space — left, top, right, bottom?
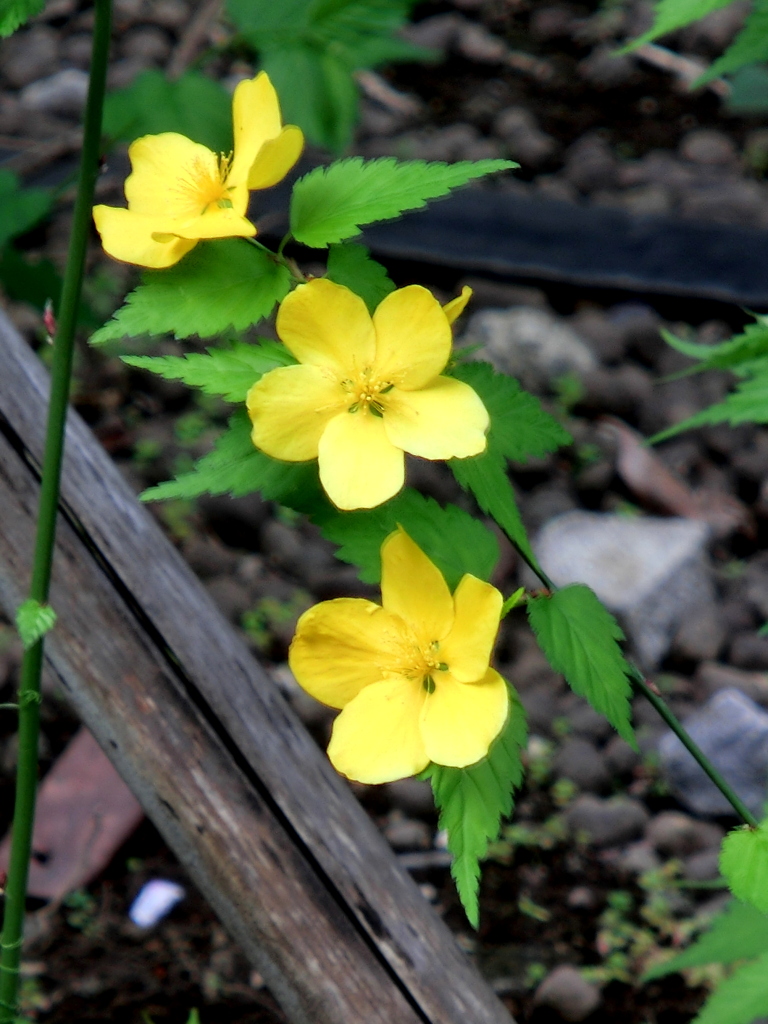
643, 900, 768, 980
721, 822, 768, 913
650, 364, 768, 442
0, 245, 60, 313
0, 170, 51, 249
314, 488, 499, 589
102, 70, 232, 152
290, 157, 516, 249
326, 242, 395, 312
450, 362, 571, 464
426, 686, 527, 927
700, 0, 768, 83
16, 598, 56, 649
694, 950, 768, 1024
91, 240, 292, 343
623, 0, 734, 50
260, 46, 360, 153
447, 362, 568, 570
726, 63, 768, 114
123, 339, 296, 403
661, 321, 768, 374
142, 410, 324, 510
0, 0, 45, 36
527, 585, 636, 746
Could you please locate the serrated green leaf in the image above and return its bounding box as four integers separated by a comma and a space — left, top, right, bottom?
91, 240, 292, 344
142, 410, 324, 510
0, 169, 51, 249
643, 900, 768, 980
694, 950, 768, 1024
290, 157, 516, 248
624, 0, 734, 50
16, 598, 57, 649
661, 322, 768, 374
650, 364, 768, 442
123, 339, 296, 403
0, 0, 45, 36
426, 686, 527, 927
699, 0, 768, 83
314, 488, 499, 589
721, 822, 768, 913
326, 242, 395, 312
102, 70, 232, 152
450, 362, 571, 463
527, 585, 635, 746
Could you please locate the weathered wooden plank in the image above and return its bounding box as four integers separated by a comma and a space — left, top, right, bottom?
0, 424, 421, 1024
0, 309, 514, 1024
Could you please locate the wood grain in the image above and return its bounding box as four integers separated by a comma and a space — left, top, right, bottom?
0, 309, 514, 1024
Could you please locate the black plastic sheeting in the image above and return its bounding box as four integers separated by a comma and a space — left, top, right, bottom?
362, 190, 768, 309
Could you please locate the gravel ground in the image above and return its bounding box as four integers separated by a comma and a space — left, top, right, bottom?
2, 0, 768, 1021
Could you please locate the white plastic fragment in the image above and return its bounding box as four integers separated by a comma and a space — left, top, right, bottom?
128, 878, 185, 927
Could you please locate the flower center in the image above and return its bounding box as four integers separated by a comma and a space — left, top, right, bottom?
342, 368, 393, 417
421, 640, 448, 693
175, 153, 234, 216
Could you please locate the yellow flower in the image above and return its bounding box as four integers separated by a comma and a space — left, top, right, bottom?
93, 72, 303, 268
289, 528, 509, 784
246, 279, 488, 510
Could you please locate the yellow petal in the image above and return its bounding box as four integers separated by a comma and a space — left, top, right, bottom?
124, 133, 220, 219
229, 72, 294, 187
440, 574, 502, 683
247, 126, 304, 190
247, 364, 344, 461
442, 285, 472, 325
420, 668, 508, 768
289, 598, 413, 708
372, 285, 451, 390
317, 409, 404, 510
383, 376, 489, 460
380, 528, 453, 645
92, 206, 197, 268
277, 279, 376, 374
170, 204, 256, 240
328, 676, 429, 783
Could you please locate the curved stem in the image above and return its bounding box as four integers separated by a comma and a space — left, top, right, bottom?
0, 0, 112, 1018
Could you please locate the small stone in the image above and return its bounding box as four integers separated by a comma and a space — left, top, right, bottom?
182, 534, 239, 579
492, 106, 558, 167
553, 738, 611, 794
566, 886, 597, 910
681, 180, 766, 227
535, 175, 580, 203
578, 44, 638, 88
563, 134, 618, 193
205, 577, 251, 623
120, 26, 172, 64
535, 512, 714, 669
679, 0, 750, 51
149, 0, 191, 30
455, 22, 508, 63
581, 365, 653, 417
604, 735, 641, 775
564, 701, 613, 742
569, 308, 627, 364
697, 661, 768, 707
384, 779, 435, 818
680, 129, 739, 166
731, 633, 768, 671
462, 306, 597, 393
400, 13, 463, 50
530, 5, 578, 40
618, 840, 661, 875
683, 848, 721, 882
0, 26, 59, 88
61, 33, 94, 68
534, 965, 602, 1022
672, 602, 726, 662
565, 794, 649, 847
522, 485, 578, 535
659, 688, 768, 816
20, 68, 89, 116
520, 685, 560, 735
382, 815, 432, 851
645, 812, 723, 857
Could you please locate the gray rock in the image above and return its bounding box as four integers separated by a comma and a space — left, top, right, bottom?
0, 26, 59, 88
697, 661, 768, 707
565, 794, 649, 847
563, 135, 618, 193
534, 512, 714, 669
385, 779, 435, 818
645, 811, 723, 857
683, 848, 721, 882
581, 364, 653, 417
578, 44, 638, 88
20, 68, 89, 116
566, 885, 598, 909
455, 22, 508, 63
534, 965, 602, 1022
205, 577, 251, 623
604, 735, 641, 775
151, 0, 191, 30
520, 684, 560, 735
681, 180, 767, 227
679, 129, 739, 166
553, 738, 611, 793
564, 701, 614, 742
568, 308, 627, 364
672, 602, 726, 662
120, 26, 172, 64
493, 106, 558, 167
61, 33, 94, 68
618, 840, 661, 875
382, 815, 432, 851
400, 13, 463, 50
731, 633, 768, 671
462, 306, 597, 392
659, 688, 768, 816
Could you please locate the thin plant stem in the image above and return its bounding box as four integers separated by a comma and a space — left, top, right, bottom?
631, 669, 759, 828
0, 0, 112, 1018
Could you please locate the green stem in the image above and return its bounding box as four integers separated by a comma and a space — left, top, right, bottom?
631, 669, 759, 828
0, 0, 112, 1018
